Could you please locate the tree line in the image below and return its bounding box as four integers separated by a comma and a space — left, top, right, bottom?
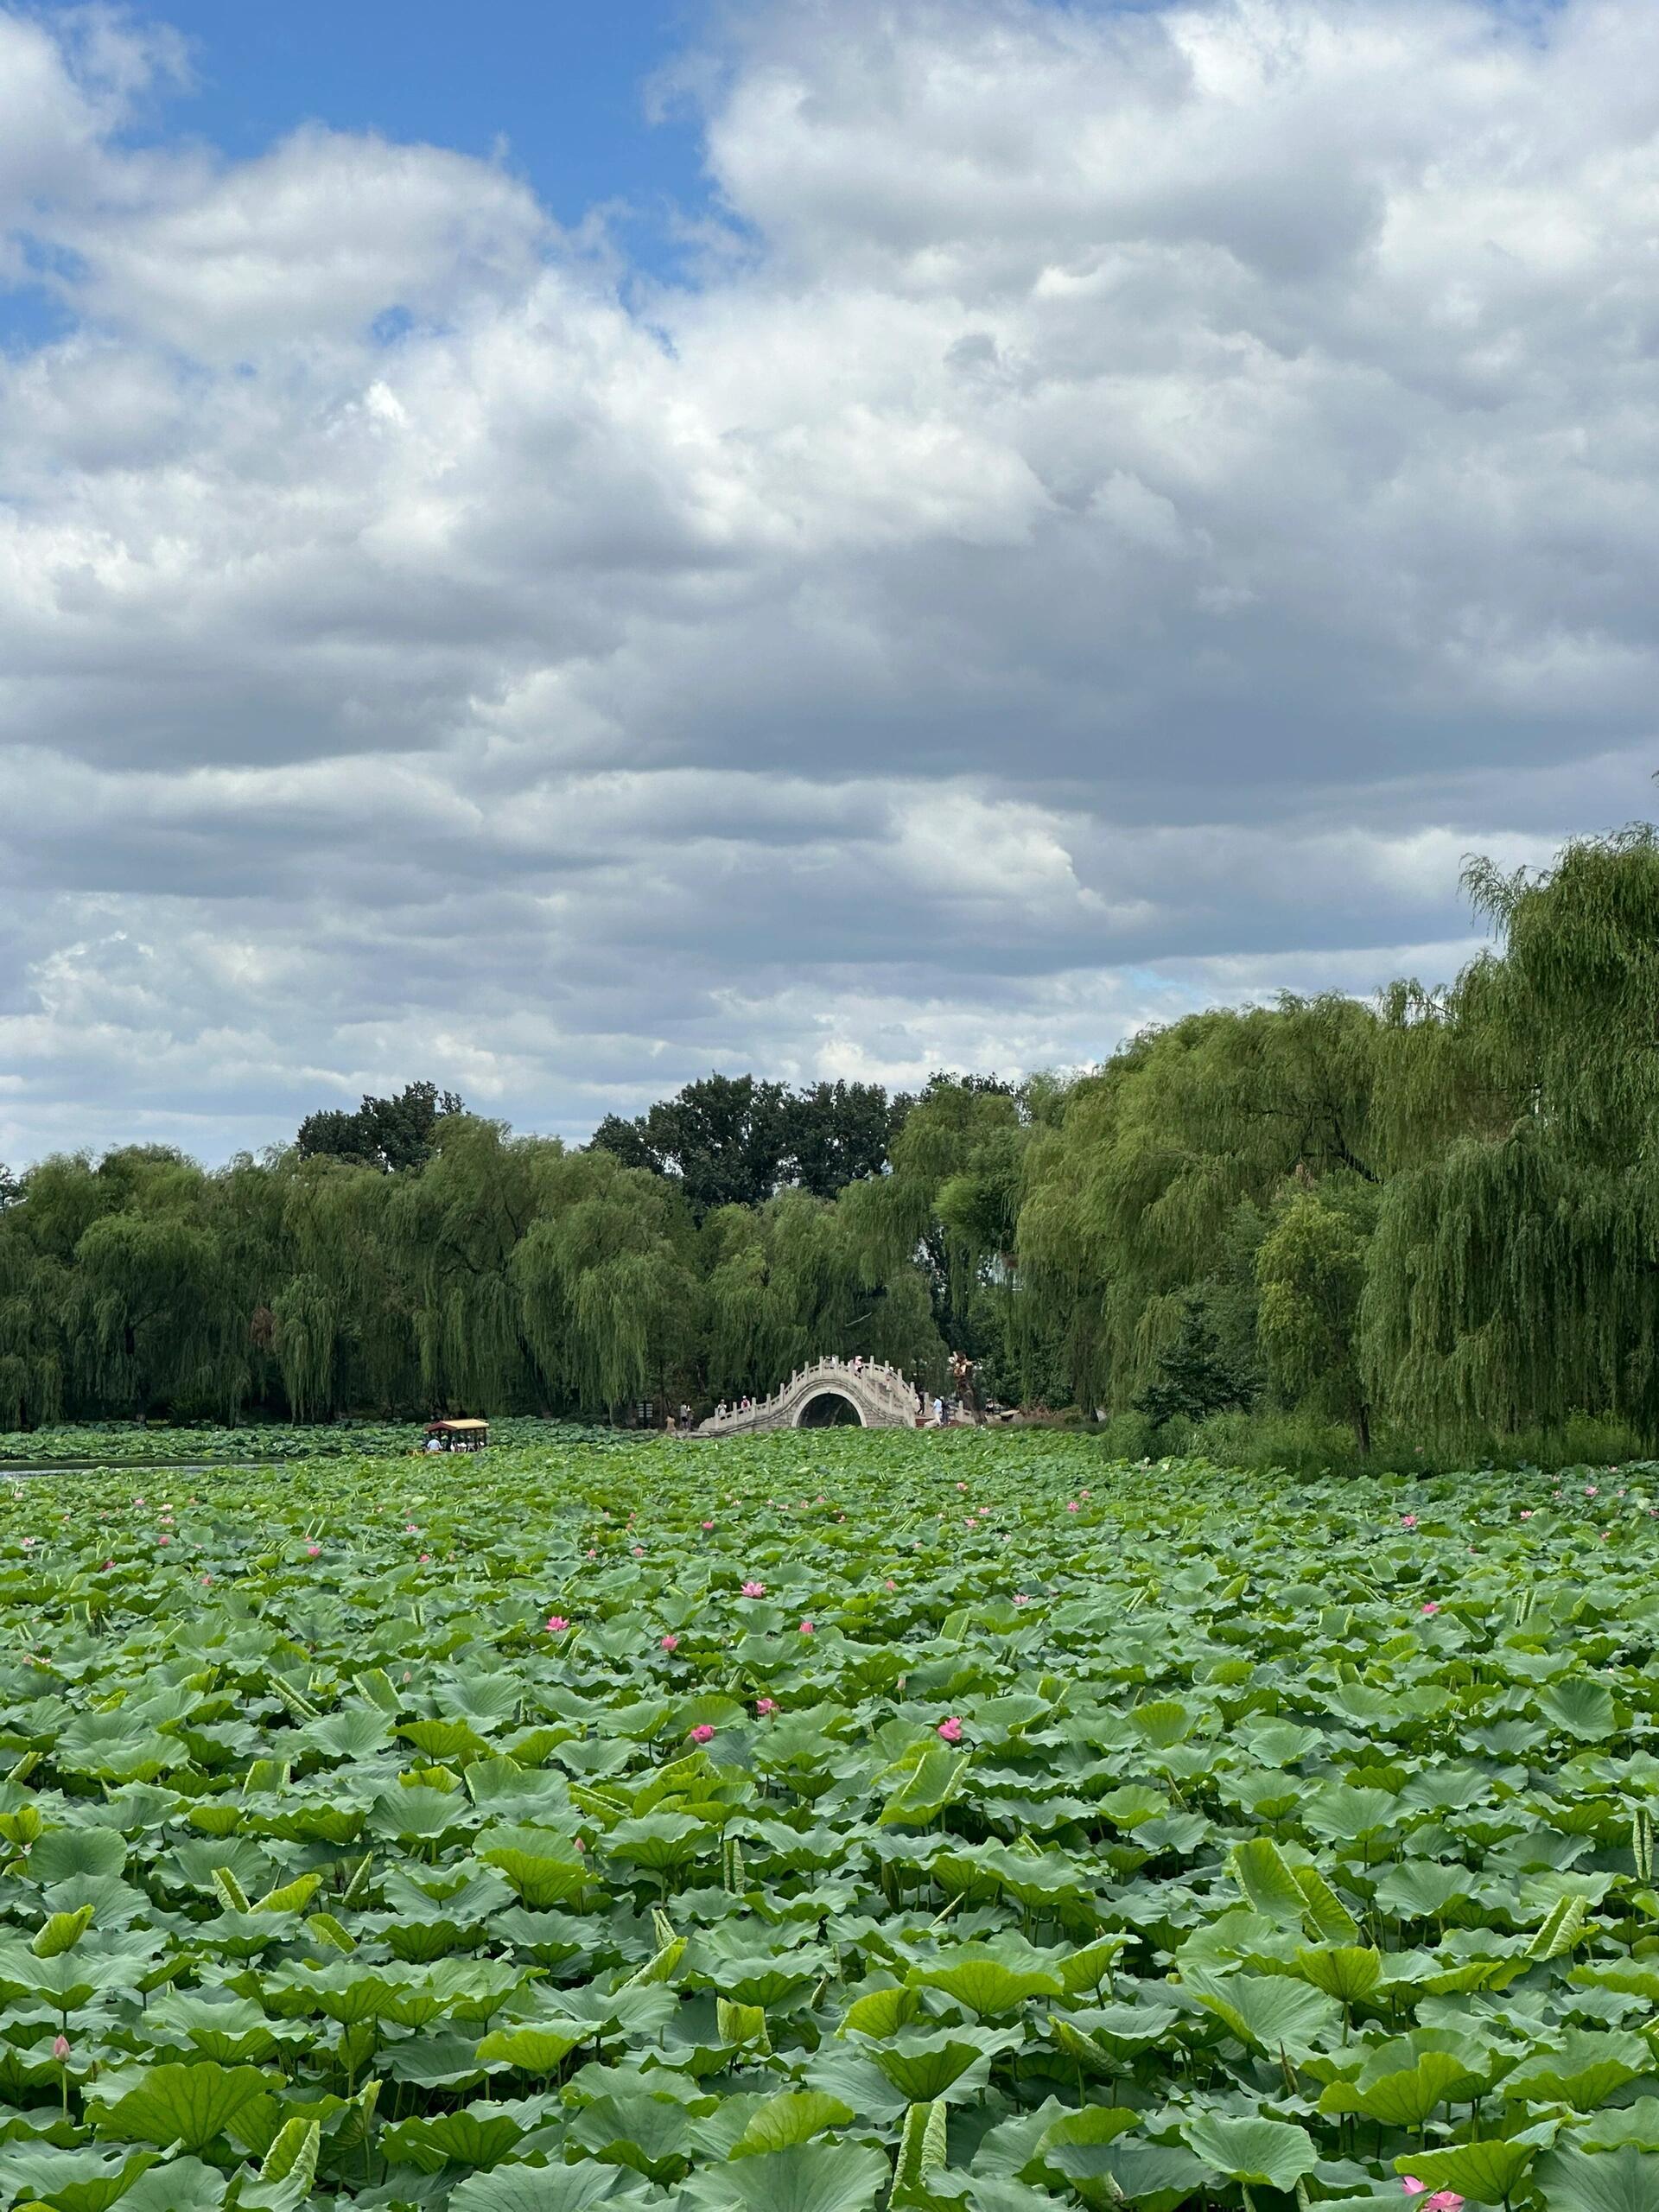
3, 822, 1656, 1459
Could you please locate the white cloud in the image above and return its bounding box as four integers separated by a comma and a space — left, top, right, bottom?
2, 0, 1657, 1163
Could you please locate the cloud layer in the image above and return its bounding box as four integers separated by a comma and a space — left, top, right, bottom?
3, 0, 1656, 1160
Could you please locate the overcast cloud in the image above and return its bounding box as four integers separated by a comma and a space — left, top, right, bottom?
2, 0, 1656, 1161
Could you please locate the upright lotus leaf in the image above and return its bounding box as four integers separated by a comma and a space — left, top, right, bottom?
1529, 2147, 1659, 2212
377, 2105, 526, 2174
1541, 1679, 1620, 1739
1391, 2132, 1550, 2204
0, 2143, 160, 2212
1295, 1944, 1383, 2005
474, 2023, 586, 2076
233, 2117, 321, 2212
1582, 2102, 1659, 2152
1371, 1861, 1480, 1919
838, 1985, 920, 2039
1504, 2028, 1650, 2109
867, 2028, 1019, 2102
566, 2089, 696, 2183
1318, 2042, 1487, 2126
607, 1812, 707, 1874
1229, 1837, 1307, 1926
1028, 2107, 1141, 2205
1292, 1859, 1362, 1944
86, 2063, 276, 2155
682, 2142, 892, 2212
892, 2098, 950, 2205
728, 2092, 856, 2158
32, 1905, 95, 1957
1182, 2113, 1319, 2191
908, 1947, 1065, 2018
28, 1830, 126, 1885
880, 1747, 971, 1827
1527, 1890, 1593, 1959
1184, 1967, 1342, 2056
449, 2166, 642, 2211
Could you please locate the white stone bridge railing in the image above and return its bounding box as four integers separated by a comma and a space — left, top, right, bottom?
696, 1357, 918, 1434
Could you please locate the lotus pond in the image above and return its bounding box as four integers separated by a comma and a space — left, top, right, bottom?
1, 1434, 1656, 2212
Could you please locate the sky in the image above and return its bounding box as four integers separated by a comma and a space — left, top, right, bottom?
2, 0, 1656, 1166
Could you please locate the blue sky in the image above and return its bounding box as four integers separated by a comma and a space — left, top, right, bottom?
114, 1, 712, 249
0, 0, 1652, 1162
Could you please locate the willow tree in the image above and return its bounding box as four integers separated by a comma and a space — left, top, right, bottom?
387, 1116, 554, 1412
511, 1149, 697, 1416
1362, 826, 1659, 1443
1020, 996, 1392, 1409
277, 1158, 417, 1416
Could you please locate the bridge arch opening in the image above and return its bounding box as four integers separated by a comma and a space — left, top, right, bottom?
794, 1389, 864, 1428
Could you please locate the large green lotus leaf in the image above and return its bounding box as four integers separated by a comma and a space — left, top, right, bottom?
449, 2165, 643, 2211
400, 1718, 497, 1764
1185, 1968, 1342, 2055
1391, 2133, 1548, 2203
27, 1829, 127, 1885
474, 2024, 586, 2075
1504, 2029, 1651, 2109
1371, 1861, 1479, 1918
565, 2090, 696, 2183
0, 2142, 159, 2212
682, 2142, 891, 2212
1041, 2141, 1206, 2212
368, 1785, 474, 1842
1296, 1945, 1383, 2004
116, 2156, 227, 2212
378, 2106, 526, 2175
1182, 2113, 1319, 2190
908, 1947, 1064, 2018
1319, 2045, 1484, 2126
1230, 1837, 1307, 1925
1582, 2102, 1659, 2152
86, 2063, 276, 2155
1528, 2146, 1659, 2212
879, 1748, 971, 1827
867, 2029, 1018, 2102
728, 2092, 856, 2158
144, 1992, 284, 2065
1541, 1680, 1620, 1739
605, 1814, 707, 1872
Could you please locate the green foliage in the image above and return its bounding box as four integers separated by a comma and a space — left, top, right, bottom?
0, 1427, 1652, 2209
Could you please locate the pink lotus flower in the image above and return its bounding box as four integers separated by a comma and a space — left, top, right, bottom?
51, 2034, 69, 2061
755, 1697, 778, 1715
304, 1543, 319, 1557
200, 1573, 213, 1585
1421, 1600, 1440, 1616
884, 1578, 896, 1591
957, 1481, 969, 1491
1013, 1593, 1030, 1606
1400, 1514, 1417, 1529
660, 1633, 680, 1651
937, 1716, 964, 1743
157, 1535, 170, 1547
1401, 2188, 1462, 2212
20, 1536, 35, 1549
100, 1560, 112, 1571
798, 1619, 815, 1636
1065, 1501, 1079, 1514
1586, 1484, 1599, 1497
702, 1520, 714, 1529
689, 1722, 716, 1743
545, 1614, 569, 1632
1520, 1510, 1534, 1520
741, 1580, 766, 1597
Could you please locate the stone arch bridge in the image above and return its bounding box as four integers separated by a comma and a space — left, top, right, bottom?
696, 1357, 918, 1434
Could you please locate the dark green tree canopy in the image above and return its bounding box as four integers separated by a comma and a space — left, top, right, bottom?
591, 1072, 908, 1217
296, 1080, 465, 1173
